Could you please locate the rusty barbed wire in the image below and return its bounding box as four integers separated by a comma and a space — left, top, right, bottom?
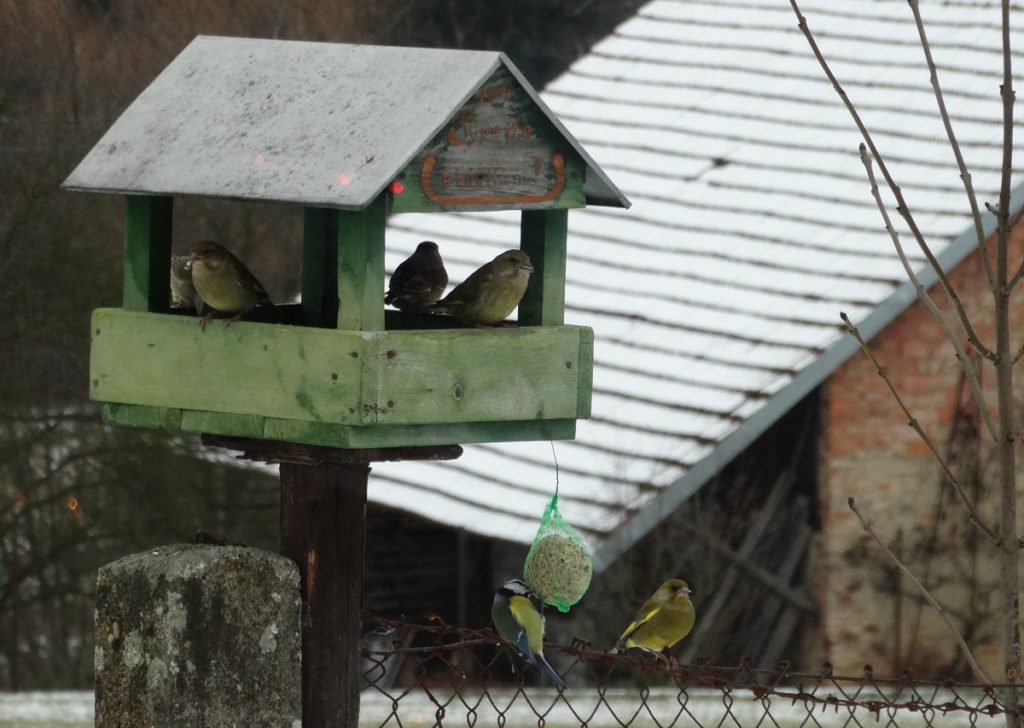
358, 615, 1015, 728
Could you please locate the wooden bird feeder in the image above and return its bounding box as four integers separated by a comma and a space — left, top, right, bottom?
63, 36, 628, 727
64, 36, 629, 450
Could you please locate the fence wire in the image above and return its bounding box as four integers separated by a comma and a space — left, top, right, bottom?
359, 616, 1014, 728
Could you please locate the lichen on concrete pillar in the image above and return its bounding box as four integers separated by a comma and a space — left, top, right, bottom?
94, 544, 301, 728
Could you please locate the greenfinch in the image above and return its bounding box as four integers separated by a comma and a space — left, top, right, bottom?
433, 249, 533, 326
491, 579, 566, 689
616, 579, 695, 654
188, 241, 271, 332
170, 255, 207, 314
385, 241, 448, 312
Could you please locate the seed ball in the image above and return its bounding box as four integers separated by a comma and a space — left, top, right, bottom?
524, 533, 592, 612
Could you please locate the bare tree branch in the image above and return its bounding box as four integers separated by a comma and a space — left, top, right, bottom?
840, 312, 1000, 546
994, 0, 1022, 712
1005, 204, 1024, 289
787, 1, 995, 362
858, 145, 1000, 444
848, 497, 990, 684
909, 0, 995, 293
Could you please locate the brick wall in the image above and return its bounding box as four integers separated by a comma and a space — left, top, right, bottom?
814, 222, 1024, 678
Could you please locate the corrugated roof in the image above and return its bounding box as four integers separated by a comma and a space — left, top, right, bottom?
380, 0, 1024, 568
62, 36, 627, 210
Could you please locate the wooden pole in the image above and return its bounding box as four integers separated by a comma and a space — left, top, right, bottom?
280, 462, 367, 728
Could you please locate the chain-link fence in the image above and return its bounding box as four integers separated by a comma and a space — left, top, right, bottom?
359, 616, 1012, 728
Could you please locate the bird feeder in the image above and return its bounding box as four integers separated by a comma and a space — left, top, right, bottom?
64, 36, 629, 727
64, 36, 629, 450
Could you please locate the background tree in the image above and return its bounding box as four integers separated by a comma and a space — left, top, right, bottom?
788, 0, 1021, 722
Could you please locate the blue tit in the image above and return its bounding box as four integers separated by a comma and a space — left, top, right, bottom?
491, 579, 566, 689
616, 579, 695, 653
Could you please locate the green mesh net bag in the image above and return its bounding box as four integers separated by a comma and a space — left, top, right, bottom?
523, 492, 592, 612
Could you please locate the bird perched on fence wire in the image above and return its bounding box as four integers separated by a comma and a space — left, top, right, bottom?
170, 255, 206, 314
189, 240, 272, 332
385, 241, 449, 312
615, 579, 695, 656
433, 249, 533, 326
491, 578, 566, 689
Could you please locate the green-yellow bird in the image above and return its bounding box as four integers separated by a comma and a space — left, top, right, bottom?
188, 241, 271, 332
616, 579, 695, 653
433, 249, 533, 326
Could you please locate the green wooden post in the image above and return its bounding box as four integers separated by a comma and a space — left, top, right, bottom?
302, 207, 339, 327
123, 195, 172, 312
518, 208, 568, 326
337, 195, 386, 331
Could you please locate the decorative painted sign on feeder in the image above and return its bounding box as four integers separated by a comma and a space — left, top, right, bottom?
63, 36, 629, 451
394, 67, 585, 212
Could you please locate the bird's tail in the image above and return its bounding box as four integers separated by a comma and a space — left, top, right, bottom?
533, 652, 566, 690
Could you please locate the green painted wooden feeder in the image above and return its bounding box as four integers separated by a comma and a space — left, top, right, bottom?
63, 36, 630, 450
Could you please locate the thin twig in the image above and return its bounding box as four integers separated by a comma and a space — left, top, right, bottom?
841, 312, 999, 545
848, 497, 990, 684
1005, 205, 1024, 289
858, 145, 1000, 444
909, 0, 995, 292
787, 0, 995, 362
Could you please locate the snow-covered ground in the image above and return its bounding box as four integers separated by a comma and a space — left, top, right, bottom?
0, 688, 1005, 727
0, 692, 92, 727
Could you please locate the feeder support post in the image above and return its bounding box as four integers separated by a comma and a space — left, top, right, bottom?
337, 195, 387, 331
302, 207, 340, 327
123, 195, 173, 312
519, 208, 568, 326
280, 461, 368, 728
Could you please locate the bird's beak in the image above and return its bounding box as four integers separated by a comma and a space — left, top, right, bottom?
521, 263, 535, 272
188, 254, 199, 268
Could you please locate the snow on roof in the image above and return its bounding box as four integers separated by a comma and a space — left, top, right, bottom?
370, 0, 1024, 570
63, 36, 627, 209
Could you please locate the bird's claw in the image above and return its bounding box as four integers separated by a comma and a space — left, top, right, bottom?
198, 311, 217, 333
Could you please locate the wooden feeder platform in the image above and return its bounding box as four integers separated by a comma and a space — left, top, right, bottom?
66, 36, 627, 451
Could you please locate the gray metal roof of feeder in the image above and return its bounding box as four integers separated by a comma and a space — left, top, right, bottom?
62, 35, 629, 210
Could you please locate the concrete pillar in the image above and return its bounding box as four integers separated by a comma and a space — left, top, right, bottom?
94, 544, 301, 728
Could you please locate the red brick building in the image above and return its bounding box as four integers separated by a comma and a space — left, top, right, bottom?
815, 224, 1024, 676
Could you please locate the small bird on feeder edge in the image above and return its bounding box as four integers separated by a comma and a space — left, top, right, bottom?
385, 241, 449, 312
615, 579, 696, 657
188, 240, 272, 332
432, 249, 534, 326
170, 255, 207, 314
491, 578, 566, 689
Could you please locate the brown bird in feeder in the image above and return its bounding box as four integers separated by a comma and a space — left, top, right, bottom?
433, 249, 533, 326
188, 241, 272, 332
170, 255, 207, 314
385, 241, 449, 312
